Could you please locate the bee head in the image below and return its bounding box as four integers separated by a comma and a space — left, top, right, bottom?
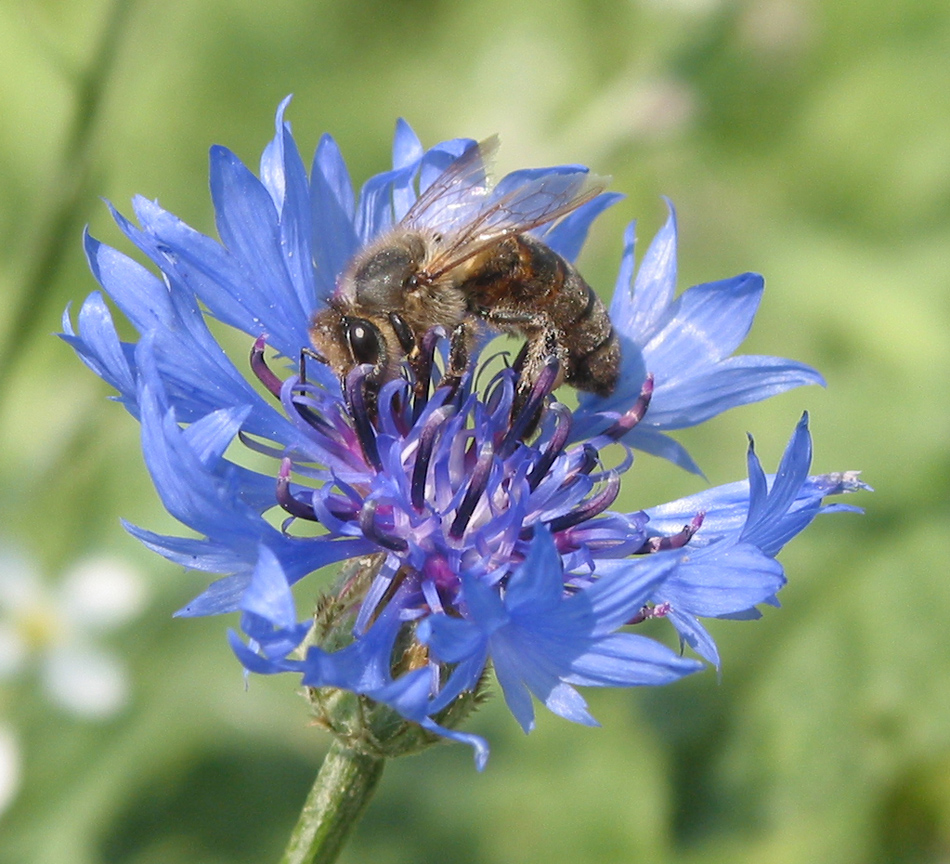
309, 306, 401, 404
349, 234, 427, 309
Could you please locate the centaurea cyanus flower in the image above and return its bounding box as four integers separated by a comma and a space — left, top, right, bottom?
64, 98, 867, 768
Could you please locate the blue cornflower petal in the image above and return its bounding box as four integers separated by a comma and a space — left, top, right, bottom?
575, 203, 825, 471
391, 119, 425, 221
138, 375, 256, 543
210, 145, 312, 333
540, 192, 624, 263
302, 603, 403, 695
392, 118, 424, 171
640, 355, 827, 431
613, 210, 677, 339
237, 550, 312, 667
61, 292, 136, 410
421, 615, 486, 667
310, 134, 359, 304
133, 350, 371, 610
641, 414, 861, 666
181, 574, 253, 617
259, 96, 316, 315
120, 199, 277, 346
503, 521, 565, 615
426, 528, 700, 733
371, 668, 491, 770
182, 404, 250, 464
564, 631, 702, 688
644, 469, 869, 544
372, 669, 489, 771
81, 229, 171, 336
426, 637, 490, 716
616, 426, 704, 476
79, 225, 310, 440
241, 544, 298, 630
124, 521, 253, 579
666, 608, 721, 668
741, 412, 812, 554
418, 137, 476, 192
661, 542, 786, 618
641, 272, 768, 380
355, 160, 417, 243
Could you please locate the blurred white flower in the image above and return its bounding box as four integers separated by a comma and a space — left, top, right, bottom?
0, 548, 147, 719
0, 723, 20, 817
567, 74, 697, 160
641, 0, 722, 15
738, 0, 813, 59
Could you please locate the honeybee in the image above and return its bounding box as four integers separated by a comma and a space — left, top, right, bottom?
309, 136, 620, 413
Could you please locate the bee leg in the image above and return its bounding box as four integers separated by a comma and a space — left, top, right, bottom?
511, 341, 529, 376
511, 327, 565, 438
448, 323, 470, 377
484, 306, 542, 390
388, 312, 416, 356
440, 322, 471, 399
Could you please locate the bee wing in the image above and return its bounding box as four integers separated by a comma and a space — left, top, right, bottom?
418, 168, 608, 280
402, 136, 500, 234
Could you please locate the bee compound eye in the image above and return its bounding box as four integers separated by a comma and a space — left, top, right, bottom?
344, 317, 382, 366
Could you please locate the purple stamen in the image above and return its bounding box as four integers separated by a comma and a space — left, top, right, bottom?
250, 336, 282, 398
359, 499, 408, 553
628, 601, 672, 625
472, 348, 513, 392
450, 440, 494, 539
527, 402, 572, 491
437, 372, 464, 407
604, 374, 654, 440
547, 472, 621, 533
291, 393, 337, 436
286, 379, 339, 437
499, 357, 560, 457
344, 365, 382, 471
575, 444, 600, 477
637, 512, 705, 554
424, 555, 461, 595
276, 458, 318, 521
421, 579, 445, 614
410, 327, 445, 423
411, 405, 455, 512
237, 430, 284, 460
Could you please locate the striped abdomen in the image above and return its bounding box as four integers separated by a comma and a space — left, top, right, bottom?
461, 234, 620, 397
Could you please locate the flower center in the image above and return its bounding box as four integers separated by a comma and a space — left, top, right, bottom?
251, 330, 688, 626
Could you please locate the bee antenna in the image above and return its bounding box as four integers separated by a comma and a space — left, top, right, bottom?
299, 346, 329, 385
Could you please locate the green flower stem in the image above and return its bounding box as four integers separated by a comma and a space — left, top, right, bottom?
279, 740, 386, 864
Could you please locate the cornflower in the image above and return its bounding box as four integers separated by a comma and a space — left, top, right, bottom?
64, 98, 866, 771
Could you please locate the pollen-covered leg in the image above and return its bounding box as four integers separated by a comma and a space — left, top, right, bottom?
438, 322, 471, 400
501, 356, 561, 454
510, 325, 566, 433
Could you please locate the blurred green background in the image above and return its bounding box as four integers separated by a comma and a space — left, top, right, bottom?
0, 0, 944, 861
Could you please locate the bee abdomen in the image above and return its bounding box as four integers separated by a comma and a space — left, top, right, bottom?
470, 235, 620, 398
560, 273, 619, 396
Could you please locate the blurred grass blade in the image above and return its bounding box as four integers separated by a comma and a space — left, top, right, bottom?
0, 0, 137, 404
